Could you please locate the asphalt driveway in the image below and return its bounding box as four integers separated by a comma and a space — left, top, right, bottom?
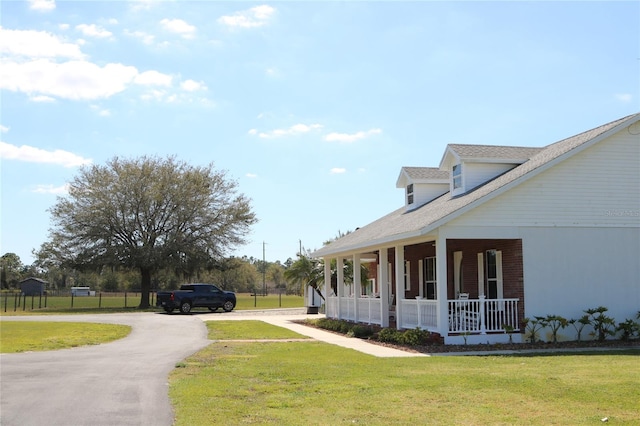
0, 313, 211, 426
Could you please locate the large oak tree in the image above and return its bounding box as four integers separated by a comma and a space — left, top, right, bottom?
45, 156, 257, 308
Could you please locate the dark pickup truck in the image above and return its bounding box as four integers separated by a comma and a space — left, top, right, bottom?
156, 283, 236, 314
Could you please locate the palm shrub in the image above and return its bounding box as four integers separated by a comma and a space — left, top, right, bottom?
544, 314, 568, 343
615, 318, 640, 341
568, 315, 591, 342
522, 316, 546, 343
585, 306, 616, 341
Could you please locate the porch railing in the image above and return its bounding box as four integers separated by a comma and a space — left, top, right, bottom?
398, 298, 438, 330
448, 297, 520, 334
326, 295, 520, 335
326, 296, 382, 325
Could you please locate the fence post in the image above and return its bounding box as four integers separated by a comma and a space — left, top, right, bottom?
14, 292, 18, 312
39, 293, 42, 309
22, 293, 26, 311
99, 292, 102, 308
71, 293, 74, 308
31, 294, 35, 310
124, 292, 127, 308
45, 292, 48, 308
4, 293, 7, 312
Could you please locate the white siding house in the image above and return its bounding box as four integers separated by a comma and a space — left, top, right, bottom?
313, 113, 640, 344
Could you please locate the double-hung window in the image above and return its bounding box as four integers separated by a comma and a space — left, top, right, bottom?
423, 257, 436, 299
452, 164, 462, 189
406, 183, 414, 205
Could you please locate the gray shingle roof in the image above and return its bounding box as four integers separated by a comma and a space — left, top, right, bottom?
313, 113, 640, 257
447, 144, 544, 161
401, 167, 449, 180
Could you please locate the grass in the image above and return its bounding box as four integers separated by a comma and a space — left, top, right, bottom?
0, 293, 304, 315
0, 321, 131, 353
170, 321, 640, 425
206, 320, 310, 340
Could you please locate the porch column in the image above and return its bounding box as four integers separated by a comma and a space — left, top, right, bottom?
379, 248, 390, 327
336, 256, 344, 320
394, 245, 405, 330
324, 257, 331, 314
353, 253, 361, 322
435, 234, 448, 337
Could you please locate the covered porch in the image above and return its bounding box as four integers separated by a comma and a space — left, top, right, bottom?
322, 237, 524, 344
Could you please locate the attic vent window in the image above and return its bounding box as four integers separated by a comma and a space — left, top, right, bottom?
452, 164, 462, 189
407, 183, 414, 204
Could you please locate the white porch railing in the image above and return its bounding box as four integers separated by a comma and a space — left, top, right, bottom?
398, 298, 438, 330
326, 296, 383, 325
326, 295, 519, 335
448, 297, 520, 334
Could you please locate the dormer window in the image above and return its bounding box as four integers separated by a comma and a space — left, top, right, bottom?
406, 183, 414, 204
452, 164, 462, 189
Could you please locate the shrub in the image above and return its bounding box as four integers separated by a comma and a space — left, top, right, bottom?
568, 315, 591, 342
585, 306, 616, 341
399, 328, 430, 346
377, 328, 403, 344
616, 318, 640, 341
543, 314, 568, 343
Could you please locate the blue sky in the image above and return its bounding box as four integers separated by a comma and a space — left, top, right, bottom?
1, 0, 638, 266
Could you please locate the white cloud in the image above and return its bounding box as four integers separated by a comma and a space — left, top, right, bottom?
324, 128, 382, 143
615, 93, 632, 103
134, 70, 173, 86
1, 59, 138, 100
255, 123, 323, 139
0, 141, 92, 168
59, 23, 70, 30
0, 125, 9, 133
130, 0, 155, 12
248, 129, 258, 135
32, 184, 69, 195
30, 95, 56, 103
0, 28, 84, 59
218, 5, 275, 29
246, 173, 258, 178
160, 18, 196, 39
90, 105, 111, 116
28, 0, 55, 12
330, 167, 346, 174
124, 29, 155, 45
180, 79, 207, 92
76, 24, 113, 39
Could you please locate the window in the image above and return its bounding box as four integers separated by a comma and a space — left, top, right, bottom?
452, 164, 462, 189
404, 261, 411, 291
423, 257, 436, 299
483, 249, 503, 299
406, 183, 414, 204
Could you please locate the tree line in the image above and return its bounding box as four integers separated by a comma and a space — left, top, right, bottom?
1, 156, 368, 306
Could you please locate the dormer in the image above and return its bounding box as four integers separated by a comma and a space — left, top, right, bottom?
439, 144, 543, 196
396, 167, 449, 212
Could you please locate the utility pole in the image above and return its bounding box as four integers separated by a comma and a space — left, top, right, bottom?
262, 241, 266, 296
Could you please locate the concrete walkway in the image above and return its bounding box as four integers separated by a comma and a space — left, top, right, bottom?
199, 308, 427, 357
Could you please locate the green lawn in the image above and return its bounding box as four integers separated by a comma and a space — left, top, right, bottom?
0, 321, 131, 353
171, 321, 640, 425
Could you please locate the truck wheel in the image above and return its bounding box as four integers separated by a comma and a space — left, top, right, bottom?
208, 307, 219, 312
180, 301, 192, 314
164, 307, 174, 314
223, 300, 235, 312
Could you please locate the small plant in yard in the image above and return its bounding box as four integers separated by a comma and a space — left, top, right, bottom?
568, 315, 591, 342
585, 306, 616, 341
544, 314, 568, 343
461, 331, 471, 345
522, 316, 545, 343
502, 324, 515, 343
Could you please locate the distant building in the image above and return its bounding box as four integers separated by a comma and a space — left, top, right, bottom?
20, 277, 48, 296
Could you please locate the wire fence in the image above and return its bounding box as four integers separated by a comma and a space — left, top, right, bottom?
0, 291, 157, 312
